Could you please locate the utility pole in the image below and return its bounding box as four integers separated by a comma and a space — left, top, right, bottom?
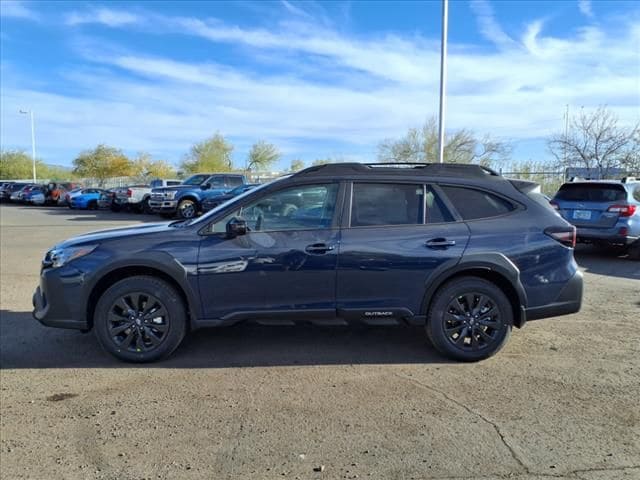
437, 0, 449, 164
19, 109, 37, 182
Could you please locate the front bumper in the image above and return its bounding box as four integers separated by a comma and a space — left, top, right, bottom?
149, 200, 177, 212
523, 269, 583, 322
32, 266, 89, 330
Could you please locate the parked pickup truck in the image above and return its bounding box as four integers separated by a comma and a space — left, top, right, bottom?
115, 179, 182, 213
149, 173, 247, 219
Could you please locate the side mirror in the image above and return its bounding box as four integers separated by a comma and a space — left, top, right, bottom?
226, 217, 248, 238
201, 183, 211, 190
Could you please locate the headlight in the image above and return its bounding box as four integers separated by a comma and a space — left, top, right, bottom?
43, 245, 97, 268
164, 190, 177, 199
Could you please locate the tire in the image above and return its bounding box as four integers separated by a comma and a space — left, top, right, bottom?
177, 199, 197, 219
141, 197, 152, 214
94, 276, 187, 363
88, 200, 98, 210
426, 277, 512, 362
627, 240, 640, 261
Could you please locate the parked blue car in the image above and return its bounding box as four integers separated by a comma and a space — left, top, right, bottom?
551, 178, 640, 259
69, 189, 105, 210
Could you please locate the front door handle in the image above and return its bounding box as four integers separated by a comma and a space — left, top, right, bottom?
305, 243, 335, 254
426, 238, 456, 249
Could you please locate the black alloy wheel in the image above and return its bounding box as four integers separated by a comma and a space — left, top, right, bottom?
107, 292, 170, 353
94, 276, 187, 362
427, 277, 512, 361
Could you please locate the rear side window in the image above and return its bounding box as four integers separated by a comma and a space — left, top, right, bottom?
555, 184, 626, 202
633, 185, 640, 202
226, 176, 244, 187
440, 186, 515, 220
350, 183, 453, 227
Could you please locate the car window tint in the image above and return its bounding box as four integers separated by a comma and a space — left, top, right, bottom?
633, 185, 640, 202
425, 187, 454, 223
555, 183, 626, 202
440, 186, 515, 220
226, 176, 244, 187
208, 176, 225, 188
212, 183, 338, 233
351, 183, 424, 227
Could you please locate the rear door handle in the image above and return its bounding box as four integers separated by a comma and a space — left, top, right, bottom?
426, 238, 456, 248
305, 243, 335, 254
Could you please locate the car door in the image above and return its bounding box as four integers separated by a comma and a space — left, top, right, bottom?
337, 182, 470, 321
197, 181, 344, 321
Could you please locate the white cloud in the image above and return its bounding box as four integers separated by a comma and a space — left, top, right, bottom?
0, 1, 39, 21
469, 0, 517, 49
65, 8, 140, 27
2, 3, 639, 166
578, 0, 594, 19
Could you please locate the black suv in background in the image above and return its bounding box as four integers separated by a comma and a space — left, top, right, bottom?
33, 163, 583, 363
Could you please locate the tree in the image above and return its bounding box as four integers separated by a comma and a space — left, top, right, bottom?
72, 145, 132, 186
548, 106, 640, 176
182, 133, 233, 173
246, 141, 280, 171
131, 152, 176, 180
1, 150, 39, 179
377, 116, 511, 166
289, 159, 305, 172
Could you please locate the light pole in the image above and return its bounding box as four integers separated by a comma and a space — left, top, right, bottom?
437, 0, 449, 164
19, 109, 37, 182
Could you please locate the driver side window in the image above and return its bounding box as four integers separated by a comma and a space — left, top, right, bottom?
211, 183, 338, 233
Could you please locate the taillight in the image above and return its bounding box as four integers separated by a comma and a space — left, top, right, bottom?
607, 204, 636, 217
127, 189, 132, 197
544, 226, 576, 248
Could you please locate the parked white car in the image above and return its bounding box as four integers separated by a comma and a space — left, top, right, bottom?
115, 179, 182, 213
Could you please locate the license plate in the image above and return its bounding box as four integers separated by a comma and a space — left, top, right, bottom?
574, 210, 591, 220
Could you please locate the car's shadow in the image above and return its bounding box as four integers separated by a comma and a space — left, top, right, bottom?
574, 244, 640, 281
0, 310, 448, 369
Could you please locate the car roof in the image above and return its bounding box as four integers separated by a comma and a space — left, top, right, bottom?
294, 162, 501, 180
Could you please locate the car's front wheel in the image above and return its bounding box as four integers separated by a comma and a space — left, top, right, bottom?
426, 277, 512, 362
177, 199, 197, 219
94, 276, 187, 362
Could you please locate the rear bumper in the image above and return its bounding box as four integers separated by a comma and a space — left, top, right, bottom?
523, 269, 583, 322
576, 227, 638, 245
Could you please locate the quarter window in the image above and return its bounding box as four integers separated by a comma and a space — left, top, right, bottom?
633, 185, 640, 202
211, 183, 338, 233
440, 186, 515, 220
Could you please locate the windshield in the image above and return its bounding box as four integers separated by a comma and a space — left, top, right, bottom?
182, 174, 210, 186
188, 177, 288, 226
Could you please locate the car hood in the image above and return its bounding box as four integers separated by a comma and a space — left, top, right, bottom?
151, 185, 193, 193
56, 222, 176, 248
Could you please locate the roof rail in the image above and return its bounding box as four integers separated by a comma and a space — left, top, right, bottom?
621, 176, 636, 183
296, 162, 501, 178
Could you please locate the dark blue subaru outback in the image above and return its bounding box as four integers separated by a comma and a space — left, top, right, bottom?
33, 163, 583, 362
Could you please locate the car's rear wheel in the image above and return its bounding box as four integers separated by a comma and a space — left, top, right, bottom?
94, 276, 187, 362
426, 277, 512, 362
627, 240, 640, 261
177, 199, 197, 219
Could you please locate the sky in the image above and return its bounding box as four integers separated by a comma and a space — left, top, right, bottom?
1, 0, 639, 171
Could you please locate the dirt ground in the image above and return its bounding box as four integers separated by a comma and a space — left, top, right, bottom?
1, 203, 639, 480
